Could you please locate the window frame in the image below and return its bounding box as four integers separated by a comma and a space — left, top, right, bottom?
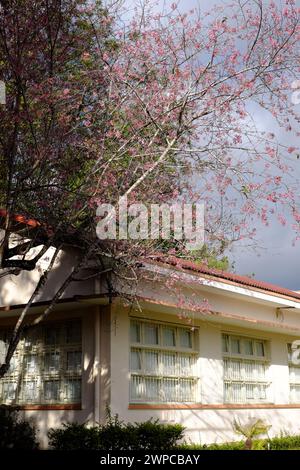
129, 318, 200, 404
222, 333, 271, 404
287, 343, 300, 404
0, 319, 82, 406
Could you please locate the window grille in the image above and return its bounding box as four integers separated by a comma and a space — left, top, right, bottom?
222, 333, 270, 403
130, 319, 199, 403
287, 343, 300, 403
0, 320, 82, 405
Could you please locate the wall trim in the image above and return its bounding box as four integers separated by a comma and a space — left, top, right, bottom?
16, 404, 81, 411
128, 403, 300, 410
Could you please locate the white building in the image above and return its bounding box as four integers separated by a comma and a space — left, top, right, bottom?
1, 243, 300, 448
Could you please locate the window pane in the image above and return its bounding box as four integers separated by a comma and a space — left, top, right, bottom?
144, 377, 159, 401
44, 352, 60, 372
224, 350, 268, 404
8, 354, 18, 374
66, 322, 81, 344
178, 354, 193, 376
162, 327, 175, 347
2, 382, 17, 402
161, 352, 176, 375
222, 334, 229, 353
25, 354, 38, 373
0, 339, 6, 365
256, 341, 265, 357
179, 379, 195, 402
131, 349, 141, 371
161, 378, 177, 401
67, 352, 81, 372
144, 324, 158, 345
290, 384, 300, 403
22, 381, 39, 402
231, 338, 240, 354
130, 376, 146, 400
244, 340, 253, 356
289, 366, 300, 383
24, 329, 39, 349
44, 381, 59, 401
179, 329, 192, 349
144, 351, 158, 373
0, 322, 82, 406
130, 322, 140, 343
45, 327, 60, 346
129, 321, 197, 404
287, 343, 292, 362
65, 379, 81, 402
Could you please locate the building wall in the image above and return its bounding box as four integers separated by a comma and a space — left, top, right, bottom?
110, 305, 300, 444
1, 291, 300, 446
0, 246, 95, 307
0, 306, 98, 448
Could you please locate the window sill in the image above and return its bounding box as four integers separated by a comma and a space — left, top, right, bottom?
128, 403, 300, 410
8, 404, 82, 411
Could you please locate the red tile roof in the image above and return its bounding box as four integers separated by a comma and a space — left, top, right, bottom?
0, 209, 40, 228
150, 255, 300, 301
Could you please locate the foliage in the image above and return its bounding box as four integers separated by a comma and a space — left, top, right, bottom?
180, 440, 244, 450
0, 405, 38, 449
268, 434, 300, 450
48, 423, 100, 450
233, 418, 271, 450
48, 415, 184, 451
180, 433, 300, 451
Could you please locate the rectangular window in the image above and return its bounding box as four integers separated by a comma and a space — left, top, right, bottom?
222, 333, 270, 403
0, 320, 82, 405
288, 343, 300, 403
130, 319, 199, 403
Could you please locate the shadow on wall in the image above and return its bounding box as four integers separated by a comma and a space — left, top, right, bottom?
0, 247, 95, 307
23, 342, 100, 449
113, 359, 300, 445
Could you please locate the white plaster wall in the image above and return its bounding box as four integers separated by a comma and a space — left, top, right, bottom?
114, 267, 300, 332
0, 247, 95, 306
110, 307, 300, 445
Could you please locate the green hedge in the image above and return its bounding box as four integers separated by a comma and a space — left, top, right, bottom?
181, 434, 300, 450
47, 409, 300, 451
48, 416, 185, 451
268, 435, 300, 450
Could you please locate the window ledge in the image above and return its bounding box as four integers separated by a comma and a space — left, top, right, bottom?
11, 404, 82, 411
128, 403, 300, 410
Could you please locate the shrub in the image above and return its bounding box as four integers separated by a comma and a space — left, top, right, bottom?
206, 441, 245, 450
179, 441, 245, 450
48, 423, 100, 450
268, 435, 300, 450
181, 434, 300, 451
0, 405, 38, 449
252, 439, 268, 450
48, 415, 184, 451
233, 418, 271, 450
134, 420, 184, 451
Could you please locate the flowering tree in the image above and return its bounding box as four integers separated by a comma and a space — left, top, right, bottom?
0, 0, 299, 377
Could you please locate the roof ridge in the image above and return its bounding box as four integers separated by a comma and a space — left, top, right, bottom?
148, 255, 300, 301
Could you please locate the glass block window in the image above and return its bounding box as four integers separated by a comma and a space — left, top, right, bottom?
0, 320, 82, 405
288, 343, 300, 403
222, 333, 270, 403
130, 319, 199, 403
